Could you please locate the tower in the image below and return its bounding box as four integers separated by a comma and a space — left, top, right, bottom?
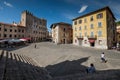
20, 10, 33, 27
20, 10, 27, 26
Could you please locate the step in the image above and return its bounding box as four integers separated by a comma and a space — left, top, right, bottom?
0, 51, 7, 80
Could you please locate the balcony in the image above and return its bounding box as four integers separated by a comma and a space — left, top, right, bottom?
87, 35, 97, 40
76, 36, 83, 40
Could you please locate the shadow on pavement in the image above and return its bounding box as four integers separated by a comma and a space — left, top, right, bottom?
46, 57, 89, 77
46, 57, 120, 80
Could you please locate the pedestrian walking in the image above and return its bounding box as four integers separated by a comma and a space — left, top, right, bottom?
101, 52, 107, 63
86, 63, 96, 73
34, 44, 37, 48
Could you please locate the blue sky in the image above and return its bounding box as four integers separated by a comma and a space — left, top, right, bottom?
0, 0, 120, 31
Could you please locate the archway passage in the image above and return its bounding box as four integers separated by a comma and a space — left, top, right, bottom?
63, 39, 65, 44
89, 40, 95, 47
90, 42, 95, 47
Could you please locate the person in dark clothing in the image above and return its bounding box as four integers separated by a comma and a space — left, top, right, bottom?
34, 44, 37, 48
86, 63, 96, 73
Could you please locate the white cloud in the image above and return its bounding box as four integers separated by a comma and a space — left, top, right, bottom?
4, 1, 13, 7
78, 5, 88, 13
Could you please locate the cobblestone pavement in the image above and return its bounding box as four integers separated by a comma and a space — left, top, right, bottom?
10, 42, 120, 70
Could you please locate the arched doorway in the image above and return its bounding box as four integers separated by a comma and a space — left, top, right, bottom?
89, 40, 95, 47
63, 39, 65, 44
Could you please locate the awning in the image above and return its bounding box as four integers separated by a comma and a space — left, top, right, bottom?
20, 38, 31, 41
19, 39, 27, 41
89, 40, 95, 43
8, 39, 22, 43
0, 39, 7, 43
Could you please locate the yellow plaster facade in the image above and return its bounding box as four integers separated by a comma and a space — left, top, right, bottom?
73, 7, 116, 49
117, 26, 120, 43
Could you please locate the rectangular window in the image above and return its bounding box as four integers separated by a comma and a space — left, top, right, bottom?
74, 21, 77, 25
14, 35, 17, 38
98, 31, 102, 37
84, 18, 87, 23
18, 29, 21, 32
9, 34, 12, 37
98, 40, 102, 45
4, 29, 7, 32
90, 24, 94, 29
63, 34, 65, 37
79, 20, 82, 24
15, 30, 17, 32
79, 33, 82, 37
40, 21, 42, 24
85, 32, 87, 37
4, 34, 7, 37
90, 16, 93, 21
79, 26, 81, 30
90, 32, 94, 37
84, 26, 87, 30
75, 27, 77, 31
75, 33, 77, 37
97, 13, 103, 19
22, 30, 24, 33
63, 28, 66, 32
10, 29, 12, 32
98, 22, 102, 27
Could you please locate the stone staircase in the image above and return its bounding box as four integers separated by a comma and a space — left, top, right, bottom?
0, 50, 51, 80
51, 69, 120, 80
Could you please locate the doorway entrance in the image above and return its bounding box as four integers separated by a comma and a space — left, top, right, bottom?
90, 42, 95, 47
89, 40, 95, 47
63, 39, 65, 44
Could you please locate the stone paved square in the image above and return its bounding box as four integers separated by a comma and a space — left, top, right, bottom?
10, 42, 120, 70
1, 42, 120, 79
